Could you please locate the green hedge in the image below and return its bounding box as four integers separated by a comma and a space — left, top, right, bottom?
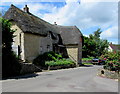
82, 57, 94, 62
45, 59, 75, 67
33, 51, 75, 69
33, 51, 62, 67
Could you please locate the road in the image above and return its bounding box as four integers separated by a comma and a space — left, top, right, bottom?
2, 65, 118, 92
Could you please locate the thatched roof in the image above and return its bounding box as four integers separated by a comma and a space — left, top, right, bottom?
3, 4, 55, 36
3, 4, 82, 45
53, 25, 82, 45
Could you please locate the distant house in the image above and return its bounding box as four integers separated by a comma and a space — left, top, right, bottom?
3, 4, 83, 65
108, 43, 120, 52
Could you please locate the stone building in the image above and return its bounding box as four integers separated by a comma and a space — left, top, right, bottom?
3, 4, 83, 65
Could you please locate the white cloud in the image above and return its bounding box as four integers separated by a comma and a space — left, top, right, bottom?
42, 2, 117, 29
84, 34, 89, 37
21, 3, 58, 18
101, 26, 118, 39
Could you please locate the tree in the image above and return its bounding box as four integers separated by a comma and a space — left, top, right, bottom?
82, 28, 109, 58
1, 18, 21, 78
82, 36, 96, 57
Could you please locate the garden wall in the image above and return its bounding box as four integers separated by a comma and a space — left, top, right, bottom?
20, 63, 42, 75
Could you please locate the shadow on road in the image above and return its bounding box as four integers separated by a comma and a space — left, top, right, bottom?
81, 64, 93, 67
3, 73, 39, 80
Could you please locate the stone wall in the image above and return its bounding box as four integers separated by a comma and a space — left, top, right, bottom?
20, 63, 42, 75
66, 46, 78, 65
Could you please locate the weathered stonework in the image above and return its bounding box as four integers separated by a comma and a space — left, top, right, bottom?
66, 47, 78, 65
20, 63, 42, 75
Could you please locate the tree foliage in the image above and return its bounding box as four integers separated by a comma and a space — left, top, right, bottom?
1, 18, 21, 78
82, 28, 109, 58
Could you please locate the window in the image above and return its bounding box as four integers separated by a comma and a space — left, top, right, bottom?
47, 45, 50, 52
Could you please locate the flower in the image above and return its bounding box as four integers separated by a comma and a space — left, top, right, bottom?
104, 58, 107, 60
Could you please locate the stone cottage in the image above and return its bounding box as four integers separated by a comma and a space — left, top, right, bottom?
3, 4, 83, 65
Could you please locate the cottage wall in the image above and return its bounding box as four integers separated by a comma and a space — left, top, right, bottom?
11, 24, 53, 62
11, 24, 25, 61
24, 33, 53, 62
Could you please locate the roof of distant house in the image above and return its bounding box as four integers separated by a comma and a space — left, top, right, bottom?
109, 43, 120, 51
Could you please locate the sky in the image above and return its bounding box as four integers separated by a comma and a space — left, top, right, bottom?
0, 0, 119, 44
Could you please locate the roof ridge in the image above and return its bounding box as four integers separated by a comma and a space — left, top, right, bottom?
10, 4, 77, 28
10, 4, 23, 13
10, 4, 51, 24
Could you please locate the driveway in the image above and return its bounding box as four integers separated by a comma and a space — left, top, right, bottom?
2, 65, 118, 92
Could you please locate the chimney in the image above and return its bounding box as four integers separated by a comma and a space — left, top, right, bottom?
54, 22, 57, 25
23, 5, 29, 13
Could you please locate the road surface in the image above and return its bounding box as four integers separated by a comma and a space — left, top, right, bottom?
2, 65, 118, 92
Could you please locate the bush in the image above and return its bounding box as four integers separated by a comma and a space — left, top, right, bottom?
33, 51, 62, 67
45, 59, 75, 67
100, 51, 120, 61
1, 18, 21, 78
101, 51, 120, 72
82, 56, 94, 62
2, 52, 21, 78
33, 51, 75, 69
104, 60, 120, 71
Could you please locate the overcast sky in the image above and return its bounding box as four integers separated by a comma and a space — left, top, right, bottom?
0, 0, 119, 44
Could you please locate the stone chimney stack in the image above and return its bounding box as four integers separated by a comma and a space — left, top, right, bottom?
23, 5, 29, 13
54, 22, 57, 25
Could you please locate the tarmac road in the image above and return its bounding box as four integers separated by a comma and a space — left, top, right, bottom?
2, 65, 118, 92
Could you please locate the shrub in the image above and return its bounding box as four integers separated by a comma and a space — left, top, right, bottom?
33, 51, 62, 67
2, 52, 21, 78
101, 51, 120, 72
82, 56, 94, 62
33, 51, 75, 69
100, 51, 120, 61
45, 59, 75, 67
103, 60, 119, 71
1, 18, 21, 78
